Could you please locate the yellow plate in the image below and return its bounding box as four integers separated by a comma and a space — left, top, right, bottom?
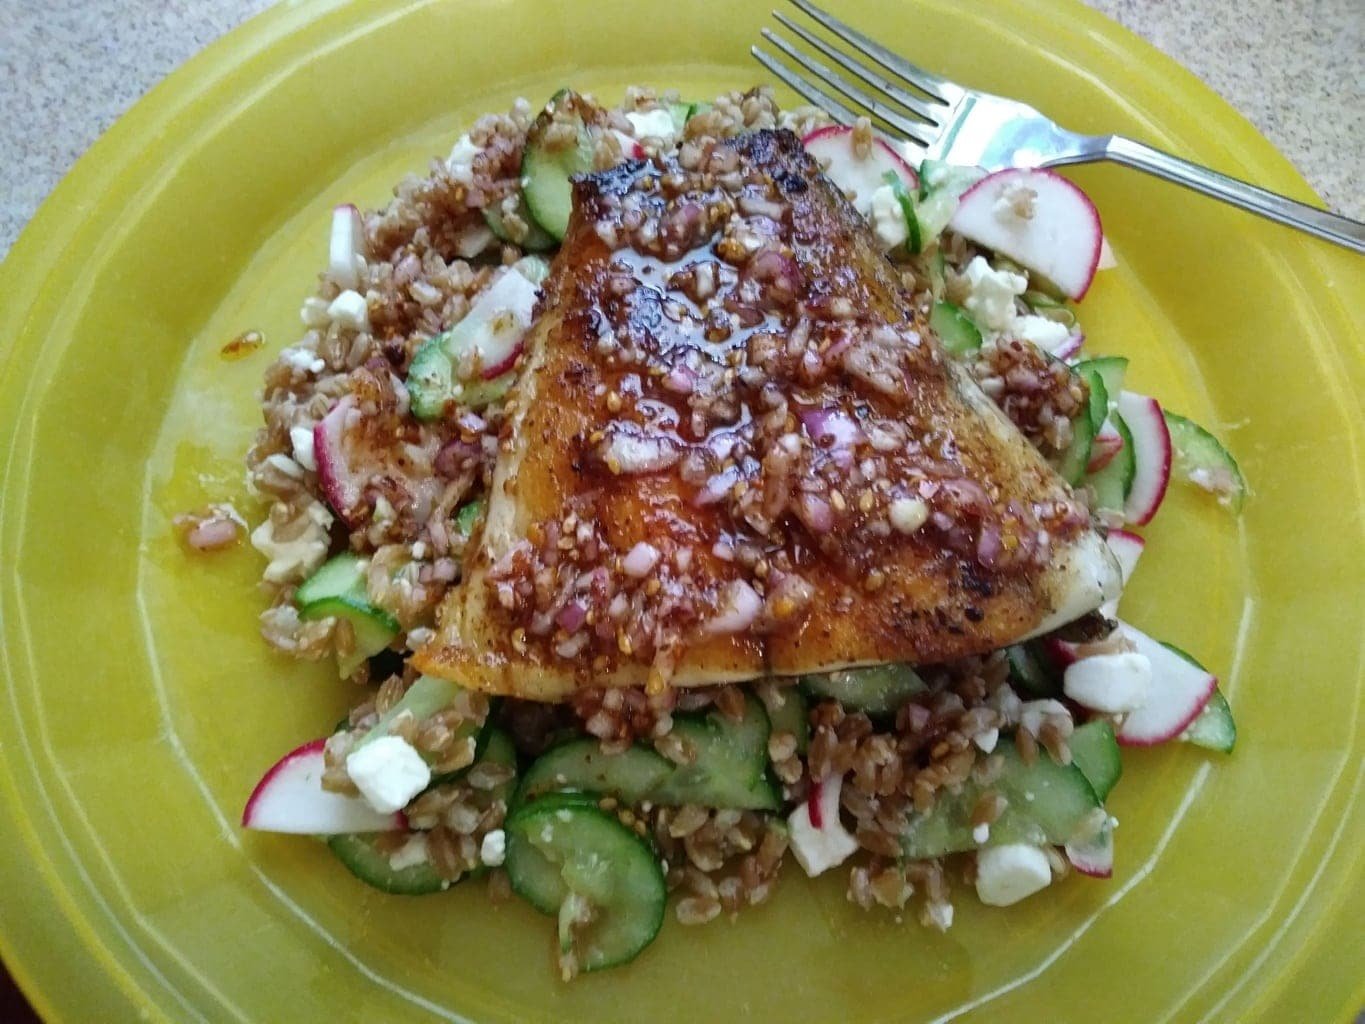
1, 0, 1361, 1020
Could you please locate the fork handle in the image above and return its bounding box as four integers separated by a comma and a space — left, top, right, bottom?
1091, 136, 1365, 253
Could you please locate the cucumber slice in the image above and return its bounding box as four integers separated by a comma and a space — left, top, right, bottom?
929, 300, 983, 357
900, 736, 1102, 858
762, 685, 810, 755
1163, 411, 1247, 514
1068, 720, 1122, 800
801, 663, 927, 716
515, 740, 672, 808
1005, 643, 1059, 698
1162, 643, 1236, 752
1182, 687, 1237, 753
914, 160, 985, 244
483, 194, 555, 252
407, 258, 547, 420
651, 695, 779, 810
327, 832, 448, 896
1022, 290, 1077, 329
1073, 356, 1128, 411
505, 799, 666, 975
1056, 397, 1097, 486
1087, 410, 1136, 511
1073, 362, 1111, 436
927, 247, 947, 301
883, 170, 921, 253
295, 553, 399, 678
521, 90, 599, 240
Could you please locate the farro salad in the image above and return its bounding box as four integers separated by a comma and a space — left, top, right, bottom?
206, 86, 1248, 981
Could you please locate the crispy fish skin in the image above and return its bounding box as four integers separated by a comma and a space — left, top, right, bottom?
414, 129, 1118, 699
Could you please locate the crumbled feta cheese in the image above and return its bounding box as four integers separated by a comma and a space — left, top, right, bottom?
280, 345, 325, 375
625, 108, 678, 143
346, 736, 432, 815
480, 829, 507, 867
922, 900, 954, 931
1063, 652, 1153, 713
975, 843, 1053, 906
1011, 314, 1073, 354
868, 184, 909, 252
993, 180, 1037, 222
1018, 698, 1070, 737
250, 500, 332, 584
447, 133, 480, 183
787, 774, 859, 877
411, 540, 427, 560
264, 453, 304, 479
327, 289, 369, 331
889, 496, 929, 534
387, 833, 430, 871
973, 727, 999, 754
960, 256, 1028, 333
972, 823, 991, 844
299, 296, 331, 329
289, 424, 317, 472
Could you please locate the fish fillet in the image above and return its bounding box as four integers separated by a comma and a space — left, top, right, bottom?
414, 129, 1119, 699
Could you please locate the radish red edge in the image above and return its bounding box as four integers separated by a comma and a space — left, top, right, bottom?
242, 737, 405, 833
1086, 428, 1123, 473
1114, 622, 1218, 747
1065, 829, 1114, 878
314, 396, 363, 527
801, 125, 919, 201
1116, 392, 1172, 526
480, 341, 524, 380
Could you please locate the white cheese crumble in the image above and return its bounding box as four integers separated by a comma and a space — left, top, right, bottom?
299, 297, 331, 329
868, 184, 909, 252
975, 843, 1053, 906
625, 108, 678, 143
327, 289, 369, 331
960, 255, 1028, 333
973, 727, 999, 754
289, 424, 317, 472
480, 829, 507, 867
1011, 313, 1073, 353
346, 736, 432, 815
1063, 651, 1153, 713
888, 496, 929, 534
447, 133, 480, 183
787, 774, 859, 877
280, 345, 325, 375
992, 180, 1037, 222
250, 500, 332, 584
388, 833, 430, 871
972, 823, 991, 845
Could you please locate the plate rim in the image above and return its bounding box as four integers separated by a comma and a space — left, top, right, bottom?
0, 1, 1360, 1021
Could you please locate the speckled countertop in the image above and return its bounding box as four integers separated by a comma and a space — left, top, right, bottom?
1, 0, 1362, 261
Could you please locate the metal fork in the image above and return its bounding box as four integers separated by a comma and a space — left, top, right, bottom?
753, 0, 1365, 253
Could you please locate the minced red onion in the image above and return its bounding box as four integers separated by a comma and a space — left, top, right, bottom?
797, 492, 834, 534
694, 466, 741, 506
798, 406, 865, 467
555, 600, 588, 633
662, 364, 698, 395
555, 633, 590, 659
976, 526, 1003, 568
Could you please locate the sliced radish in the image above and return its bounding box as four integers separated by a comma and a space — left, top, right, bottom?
328, 204, 366, 291
1104, 530, 1145, 587
314, 396, 365, 526
242, 739, 403, 834
801, 125, 918, 216
612, 128, 645, 160
1086, 425, 1124, 474
1114, 622, 1218, 746
1049, 331, 1085, 362
1065, 821, 1114, 878
1115, 392, 1172, 526
949, 169, 1103, 300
